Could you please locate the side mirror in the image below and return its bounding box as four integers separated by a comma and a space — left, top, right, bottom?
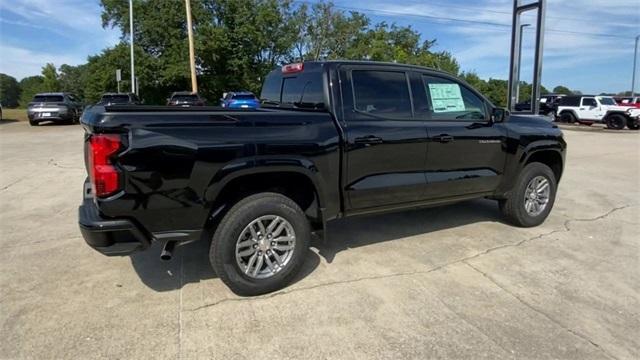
492, 108, 508, 123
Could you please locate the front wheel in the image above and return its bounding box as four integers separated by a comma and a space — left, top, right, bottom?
210, 192, 311, 296
605, 114, 626, 130
627, 119, 640, 130
499, 162, 557, 227
559, 112, 576, 123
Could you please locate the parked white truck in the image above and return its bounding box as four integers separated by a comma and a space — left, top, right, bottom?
556, 95, 640, 130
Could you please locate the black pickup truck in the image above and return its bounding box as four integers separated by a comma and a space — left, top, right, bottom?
79, 61, 566, 295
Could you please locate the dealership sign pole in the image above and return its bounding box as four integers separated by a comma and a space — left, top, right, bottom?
129, 0, 135, 94
632, 35, 639, 97
508, 0, 546, 114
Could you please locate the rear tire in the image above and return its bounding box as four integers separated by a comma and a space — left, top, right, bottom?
605, 114, 626, 130
559, 112, 576, 123
499, 162, 557, 228
627, 120, 640, 130
209, 192, 311, 296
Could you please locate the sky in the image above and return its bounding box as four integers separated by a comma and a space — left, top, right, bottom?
0, 0, 638, 94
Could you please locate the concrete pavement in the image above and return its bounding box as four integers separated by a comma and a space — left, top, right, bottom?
0, 120, 638, 359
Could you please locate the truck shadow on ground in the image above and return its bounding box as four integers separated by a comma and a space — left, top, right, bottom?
130, 198, 502, 291
314, 198, 504, 263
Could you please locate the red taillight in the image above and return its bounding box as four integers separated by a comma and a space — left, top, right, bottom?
88, 134, 122, 197
282, 63, 304, 74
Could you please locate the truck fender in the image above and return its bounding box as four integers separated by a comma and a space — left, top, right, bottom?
203, 156, 327, 210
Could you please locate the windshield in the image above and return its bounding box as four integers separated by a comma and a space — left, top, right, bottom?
172, 95, 199, 102
33, 95, 63, 102
101, 95, 130, 103
598, 97, 617, 106
232, 94, 257, 100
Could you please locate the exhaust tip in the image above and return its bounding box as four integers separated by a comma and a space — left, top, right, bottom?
160, 241, 176, 261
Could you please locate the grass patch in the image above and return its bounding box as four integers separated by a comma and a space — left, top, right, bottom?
1, 108, 29, 122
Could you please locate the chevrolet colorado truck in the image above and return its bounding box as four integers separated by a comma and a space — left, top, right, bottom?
79, 61, 566, 295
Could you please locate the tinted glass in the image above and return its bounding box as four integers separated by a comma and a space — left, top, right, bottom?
232, 94, 257, 100
281, 75, 325, 109
598, 97, 616, 106
559, 96, 580, 106
172, 95, 199, 101
351, 70, 412, 119
260, 74, 281, 104
582, 98, 597, 107
102, 95, 130, 103
33, 95, 64, 102
422, 75, 486, 120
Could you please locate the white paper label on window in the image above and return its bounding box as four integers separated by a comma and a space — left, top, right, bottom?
428, 83, 466, 113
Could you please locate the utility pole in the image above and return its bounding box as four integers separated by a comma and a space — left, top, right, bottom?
185, 0, 198, 93
129, 0, 135, 94
632, 35, 639, 97
515, 23, 531, 104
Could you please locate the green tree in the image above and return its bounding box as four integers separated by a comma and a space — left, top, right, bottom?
0, 73, 21, 107
41, 63, 60, 91
84, 43, 160, 103
59, 64, 88, 99
552, 85, 573, 95
18, 76, 46, 107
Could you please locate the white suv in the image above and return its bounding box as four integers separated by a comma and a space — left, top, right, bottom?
556, 95, 640, 130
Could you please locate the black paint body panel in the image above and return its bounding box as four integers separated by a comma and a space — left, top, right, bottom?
79, 61, 566, 253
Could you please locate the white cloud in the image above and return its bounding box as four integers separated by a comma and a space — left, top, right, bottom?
0, 44, 80, 79
0, 0, 120, 79
344, 0, 639, 92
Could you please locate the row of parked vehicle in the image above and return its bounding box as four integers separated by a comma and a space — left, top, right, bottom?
515, 94, 640, 130
26, 90, 261, 126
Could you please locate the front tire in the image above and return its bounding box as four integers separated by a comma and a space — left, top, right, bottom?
499, 162, 557, 227
627, 119, 639, 130
605, 114, 626, 130
210, 192, 311, 296
559, 112, 576, 123
29, 119, 38, 126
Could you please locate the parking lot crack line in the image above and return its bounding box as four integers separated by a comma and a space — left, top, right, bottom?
431, 292, 514, 356
462, 204, 636, 264
1, 177, 25, 192
186, 205, 636, 313
463, 261, 619, 360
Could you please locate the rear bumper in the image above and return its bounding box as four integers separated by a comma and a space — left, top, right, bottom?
28, 111, 73, 122
78, 197, 151, 256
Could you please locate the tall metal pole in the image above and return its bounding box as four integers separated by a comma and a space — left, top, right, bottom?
515, 24, 531, 105
531, 0, 546, 115
632, 35, 639, 97
129, 0, 135, 94
185, 0, 198, 93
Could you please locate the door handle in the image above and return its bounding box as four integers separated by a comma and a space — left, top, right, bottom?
354, 135, 383, 145
433, 134, 454, 143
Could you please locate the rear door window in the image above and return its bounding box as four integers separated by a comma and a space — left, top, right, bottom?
351, 70, 413, 119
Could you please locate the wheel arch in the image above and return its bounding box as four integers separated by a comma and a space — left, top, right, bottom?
203, 159, 327, 231
522, 148, 564, 183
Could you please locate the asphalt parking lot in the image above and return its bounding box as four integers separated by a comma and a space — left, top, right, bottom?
1, 120, 638, 359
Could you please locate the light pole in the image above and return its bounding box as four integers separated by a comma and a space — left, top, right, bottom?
515, 23, 531, 105
632, 35, 639, 97
185, 0, 198, 94
129, 0, 135, 94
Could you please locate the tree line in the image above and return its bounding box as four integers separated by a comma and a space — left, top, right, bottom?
1, 0, 586, 108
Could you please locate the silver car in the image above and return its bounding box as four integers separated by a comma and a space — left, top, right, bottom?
27, 93, 83, 126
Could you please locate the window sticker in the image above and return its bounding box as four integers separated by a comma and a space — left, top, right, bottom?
428, 83, 466, 113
